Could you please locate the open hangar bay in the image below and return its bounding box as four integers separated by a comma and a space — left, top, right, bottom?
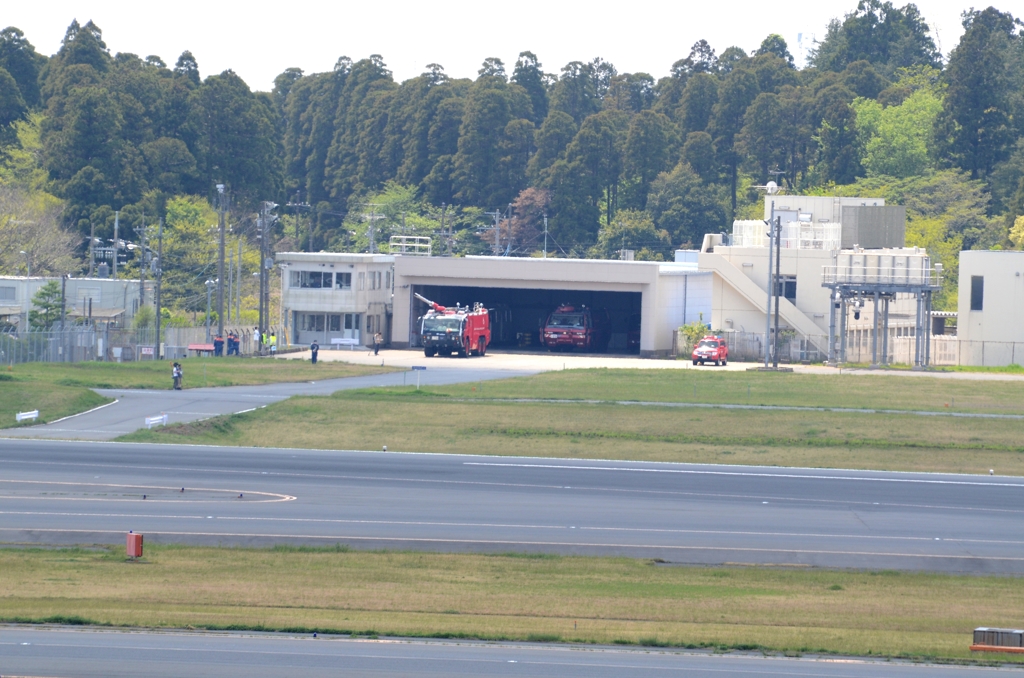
392, 255, 711, 357
2, 439, 1023, 575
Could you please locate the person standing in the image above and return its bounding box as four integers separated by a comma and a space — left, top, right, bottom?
172, 362, 183, 390
213, 334, 224, 357
269, 332, 277, 355
310, 339, 319, 365
373, 331, 383, 356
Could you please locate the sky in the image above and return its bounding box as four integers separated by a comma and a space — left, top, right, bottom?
5, 0, 977, 92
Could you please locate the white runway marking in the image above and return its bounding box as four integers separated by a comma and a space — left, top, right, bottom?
0, 527, 1020, 562
464, 462, 1024, 488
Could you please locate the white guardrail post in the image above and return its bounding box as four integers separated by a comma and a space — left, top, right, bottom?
145, 413, 169, 429
16, 410, 39, 423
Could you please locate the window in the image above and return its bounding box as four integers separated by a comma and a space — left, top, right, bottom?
0, 286, 15, 301
376, 271, 382, 289
328, 314, 341, 332
358, 272, 365, 290
970, 275, 984, 311
302, 314, 325, 331
385, 271, 390, 290
292, 271, 330, 288
335, 272, 352, 289
775, 276, 796, 302
367, 315, 374, 333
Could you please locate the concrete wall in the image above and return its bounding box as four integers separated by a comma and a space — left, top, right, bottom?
958, 251, 1024, 345
700, 246, 833, 335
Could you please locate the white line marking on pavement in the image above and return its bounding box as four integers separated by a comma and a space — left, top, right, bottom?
1, 527, 1021, 562
464, 462, 1024, 488
4, 510, 1020, 547
46, 399, 120, 425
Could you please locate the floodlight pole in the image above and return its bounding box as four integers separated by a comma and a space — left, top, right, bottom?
772, 210, 782, 369
216, 184, 226, 343
764, 200, 775, 368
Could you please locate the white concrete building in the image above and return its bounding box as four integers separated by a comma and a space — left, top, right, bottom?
277, 252, 395, 348
957, 250, 1024, 366
0, 276, 143, 328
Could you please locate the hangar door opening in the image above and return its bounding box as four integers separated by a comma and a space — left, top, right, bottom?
412, 285, 642, 353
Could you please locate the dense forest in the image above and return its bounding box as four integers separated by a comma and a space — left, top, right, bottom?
2, 1, 1024, 311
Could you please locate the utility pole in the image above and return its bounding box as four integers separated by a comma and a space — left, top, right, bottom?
236, 240, 242, 322
543, 213, 548, 259
113, 211, 119, 279
139, 214, 146, 310
205, 279, 214, 342
484, 209, 501, 255
60, 273, 68, 362
359, 203, 384, 254
89, 222, 96, 277
216, 184, 227, 342
227, 251, 233, 323
154, 217, 164, 360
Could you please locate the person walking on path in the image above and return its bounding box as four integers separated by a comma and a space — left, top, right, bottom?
269, 332, 277, 355
373, 331, 383, 356
310, 339, 319, 365
172, 362, 183, 390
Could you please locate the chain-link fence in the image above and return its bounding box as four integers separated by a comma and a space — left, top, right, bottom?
0, 325, 285, 364
672, 330, 1020, 367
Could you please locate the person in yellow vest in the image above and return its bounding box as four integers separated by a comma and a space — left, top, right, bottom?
269, 332, 277, 355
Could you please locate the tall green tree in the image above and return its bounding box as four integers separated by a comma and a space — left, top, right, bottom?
810, 0, 940, 74
678, 72, 719, 135
709, 66, 758, 216
935, 7, 1022, 178
622, 110, 678, 209
0, 27, 45, 107
511, 51, 548, 123
646, 162, 727, 247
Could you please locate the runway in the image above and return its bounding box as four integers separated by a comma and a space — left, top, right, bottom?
1, 440, 1023, 573
1, 627, 1015, 678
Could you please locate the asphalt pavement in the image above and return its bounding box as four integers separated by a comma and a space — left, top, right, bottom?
1, 627, 1017, 678
1, 440, 1022, 573
1, 365, 534, 440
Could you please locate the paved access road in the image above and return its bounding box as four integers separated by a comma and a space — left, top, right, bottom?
1, 366, 534, 440
2, 441, 1023, 573
2, 627, 1017, 678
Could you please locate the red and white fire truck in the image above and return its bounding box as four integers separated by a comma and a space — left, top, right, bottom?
416, 293, 491, 358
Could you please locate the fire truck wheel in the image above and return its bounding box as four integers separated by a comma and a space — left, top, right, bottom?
477, 338, 486, 356
424, 347, 436, 357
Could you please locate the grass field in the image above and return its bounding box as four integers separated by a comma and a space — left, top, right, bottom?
0, 359, 392, 429
0, 544, 1019, 662
419, 368, 1024, 414
122, 370, 1024, 475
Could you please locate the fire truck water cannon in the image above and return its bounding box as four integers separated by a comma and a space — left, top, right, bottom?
416, 293, 491, 358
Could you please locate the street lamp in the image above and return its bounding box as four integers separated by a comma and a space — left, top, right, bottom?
205, 279, 215, 342
19, 251, 31, 277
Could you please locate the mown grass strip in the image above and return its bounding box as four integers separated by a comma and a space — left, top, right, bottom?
0, 544, 1021, 662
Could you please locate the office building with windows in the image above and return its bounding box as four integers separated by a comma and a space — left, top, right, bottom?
278, 252, 394, 348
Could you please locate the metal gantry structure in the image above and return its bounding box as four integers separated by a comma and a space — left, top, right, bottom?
822, 250, 942, 368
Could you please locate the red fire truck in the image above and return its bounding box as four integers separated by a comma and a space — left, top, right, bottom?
416, 293, 491, 358
540, 304, 611, 352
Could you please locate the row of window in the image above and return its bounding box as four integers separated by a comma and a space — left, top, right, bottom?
289, 270, 390, 291
301, 313, 362, 332
298, 313, 385, 335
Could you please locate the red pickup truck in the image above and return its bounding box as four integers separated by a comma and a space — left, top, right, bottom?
691, 335, 728, 366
